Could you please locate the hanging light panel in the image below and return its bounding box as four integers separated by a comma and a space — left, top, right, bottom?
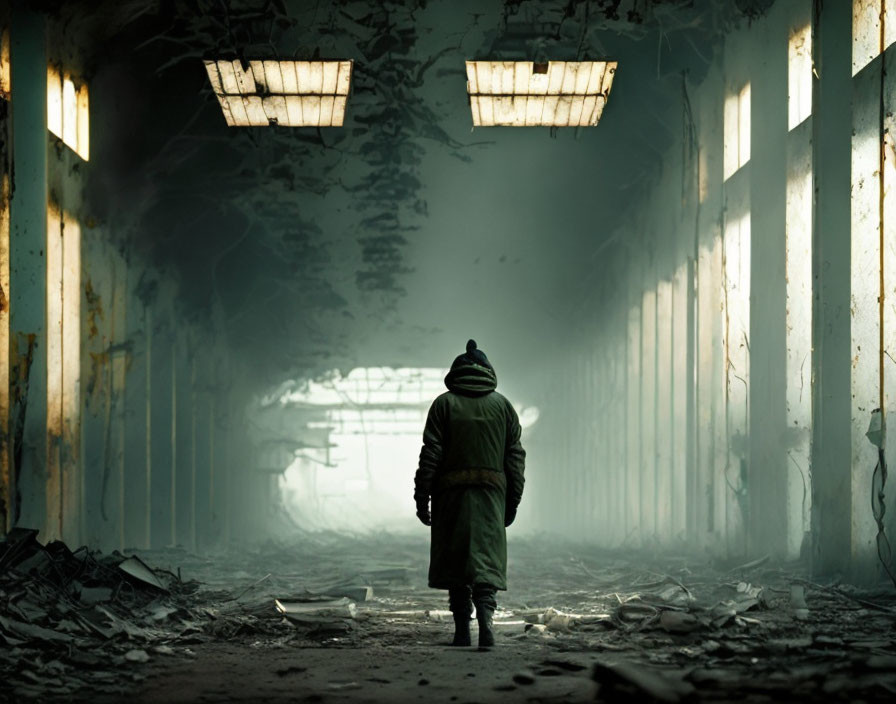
465, 60, 617, 127
203, 60, 353, 127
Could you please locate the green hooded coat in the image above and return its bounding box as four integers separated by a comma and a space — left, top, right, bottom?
414, 361, 526, 590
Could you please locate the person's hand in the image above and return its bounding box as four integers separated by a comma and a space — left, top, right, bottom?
416, 501, 431, 526
504, 506, 517, 527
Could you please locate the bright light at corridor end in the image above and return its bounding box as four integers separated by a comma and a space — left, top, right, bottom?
278, 368, 539, 532
465, 60, 617, 127
203, 59, 353, 127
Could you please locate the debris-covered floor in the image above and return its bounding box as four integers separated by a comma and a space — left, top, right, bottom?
2, 530, 896, 703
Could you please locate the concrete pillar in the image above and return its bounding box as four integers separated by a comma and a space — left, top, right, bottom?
849, 27, 896, 581
811, 0, 853, 576
748, 8, 789, 558
696, 240, 715, 545
709, 232, 727, 551
0, 10, 11, 535
208, 395, 216, 543
589, 345, 596, 537
884, 45, 896, 583
693, 62, 725, 552
111, 258, 127, 550
149, 309, 170, 548
0, 162, 8, 534
655, 279, 672, 542
614, 331, 626, 545
596, 347, 607, 540
144, 304, 152, 548
606, 343, 618, 543
174, 340, 192, 546
190, 355, 197, 551
47, 201, 82, 545
223, 394, 234, 544
625, 277, 641, 543
9, 4, 47, 531
640, 281, 657, 543
672, 263, 688, 540
170, 337, 178, 545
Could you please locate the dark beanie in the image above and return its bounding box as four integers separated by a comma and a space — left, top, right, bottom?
451, 339, 493, 371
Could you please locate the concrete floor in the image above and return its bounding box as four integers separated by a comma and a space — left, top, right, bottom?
5, 532, 896, 702
129, 535, 896, 703
130, 638, 596, 703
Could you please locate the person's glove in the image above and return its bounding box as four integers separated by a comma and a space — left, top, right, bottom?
504, 506, 517, 527
416, 500, 431, 526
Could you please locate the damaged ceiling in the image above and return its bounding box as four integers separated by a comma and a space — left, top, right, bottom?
48, 0, 760, 392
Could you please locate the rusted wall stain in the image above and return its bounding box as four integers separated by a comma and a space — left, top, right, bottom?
84, 278, 103, 340
9, 332, 36, 523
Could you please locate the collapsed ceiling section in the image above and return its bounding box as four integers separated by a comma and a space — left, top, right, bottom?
203, 59, 353, 126
466, 61, 617, 127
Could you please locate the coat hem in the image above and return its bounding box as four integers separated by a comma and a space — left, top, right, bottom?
428, 581, 507, 591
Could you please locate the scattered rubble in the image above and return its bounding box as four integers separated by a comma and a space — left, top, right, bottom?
2, 529, 896, 702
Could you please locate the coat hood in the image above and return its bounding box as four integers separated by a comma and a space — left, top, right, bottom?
445, 362, 497, 397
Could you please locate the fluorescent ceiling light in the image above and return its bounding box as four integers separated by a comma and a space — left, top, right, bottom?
465, 61, 617, 127
203, 60, 353, 127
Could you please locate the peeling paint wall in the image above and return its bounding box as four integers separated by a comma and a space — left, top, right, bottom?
0, 8, 10, 534
2, 6, 261, 552
9, 4, 48, 534
848, 7, 896, 581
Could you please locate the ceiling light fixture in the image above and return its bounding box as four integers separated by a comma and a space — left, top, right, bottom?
203, 59, 353, 127
465, 60, 617, 127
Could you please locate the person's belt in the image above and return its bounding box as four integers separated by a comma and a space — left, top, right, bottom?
434, 467, 506, 492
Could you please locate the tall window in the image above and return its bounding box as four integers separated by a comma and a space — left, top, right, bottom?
0, 27, 9, 100
47, 65, 89, 160
788, 23, 812, 129
723, 83, 750, 180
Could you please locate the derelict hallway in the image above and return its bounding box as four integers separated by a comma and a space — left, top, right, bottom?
1, 1, 896, 702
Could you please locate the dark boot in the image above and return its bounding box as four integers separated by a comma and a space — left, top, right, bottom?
452, 613, 471, 646
448, 586, 473, 646
473, 584, 497, 648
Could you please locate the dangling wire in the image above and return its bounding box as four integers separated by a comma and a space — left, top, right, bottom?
874, 0, 895, 592
871, 446, 896, 589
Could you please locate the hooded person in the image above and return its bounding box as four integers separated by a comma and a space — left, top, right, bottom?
413, 339, 526, 648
